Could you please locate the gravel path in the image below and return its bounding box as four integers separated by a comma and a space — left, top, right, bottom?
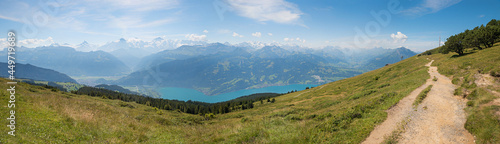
363, 60, 475, 144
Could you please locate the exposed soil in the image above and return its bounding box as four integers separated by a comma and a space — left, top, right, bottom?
363, 60, 475, 144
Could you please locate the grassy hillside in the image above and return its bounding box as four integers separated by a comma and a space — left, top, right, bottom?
426, 43, 500, 143
0, 44, 497, 143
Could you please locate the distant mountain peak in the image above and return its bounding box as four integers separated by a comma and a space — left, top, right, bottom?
79, 41, 89, 46
119, 38, 126, 42
153, 37, 164, 41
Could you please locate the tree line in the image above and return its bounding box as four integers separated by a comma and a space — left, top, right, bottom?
440, 19, 500, 55
73, 86, 281, 115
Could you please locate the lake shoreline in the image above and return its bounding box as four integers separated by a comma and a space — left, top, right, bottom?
157, 84, 318, 103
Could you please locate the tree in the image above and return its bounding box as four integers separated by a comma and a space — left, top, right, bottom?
487, 19, 499, 27
441, 34, 465, 55
480, 25, 496, 48
271, 98, 276, 103
464, 28, 482, 49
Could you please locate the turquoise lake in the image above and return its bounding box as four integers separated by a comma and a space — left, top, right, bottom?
157, 84, 318, 103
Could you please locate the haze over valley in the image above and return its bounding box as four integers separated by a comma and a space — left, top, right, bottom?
0, 0, 499, 143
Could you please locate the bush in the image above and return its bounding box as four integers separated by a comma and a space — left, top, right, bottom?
285, 114, 303, 121
306, 114, 317, 119
205, 113, 215, 120
466, 89, 478, 100
490, 70, 500, 77
119, 101, 135, 108
241, 117, 249, 123
156, 110, 164, 115
452, 77, 460, 85
466, 101, 474, 107
454, 88, 463, 96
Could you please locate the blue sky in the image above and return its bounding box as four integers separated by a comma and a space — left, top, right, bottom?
0, 0, 499, 52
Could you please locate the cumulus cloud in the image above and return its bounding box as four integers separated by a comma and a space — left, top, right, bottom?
0, 37, 58, 48
203, 30, 209, 33
252, 32, 262, 37
185, 34, 207, 41
284, 37, 306, 43
17, 37, 55, 47
311, 75, 325, 83
268, 33, 273, 36
390, 32, 408, 43
402, 0, 461, 15
232, 32, 244, 37
226, 0, 304, 25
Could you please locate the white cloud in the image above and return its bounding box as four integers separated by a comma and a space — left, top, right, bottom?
185, 34, 207, 41
479, 14, 485, 18
1, 37, 56, 48
268, 33, 273, 36
390, 32, 408, 43
20, 37, 54, 46
85, 0, 179, 12
226, 0, 304, 25
252, 32, 262, 37
311, 75, 325, 83
203, 30, 209, 33
403, 0, 461, 15
232, 32, 244, 37
218, 29, 231, 34
110, 15, 175, 29
284, 37, 305, 43
0, 14, 22, 23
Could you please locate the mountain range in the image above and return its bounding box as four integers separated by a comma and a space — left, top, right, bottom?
1, 40, 416, 95
115, 44, 416, 95
0, 62, 77, 83
0, 46, 130, 76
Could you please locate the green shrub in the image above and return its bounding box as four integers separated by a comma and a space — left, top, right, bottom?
314, 113, 332, 121
466, 101, 474, 107
240, 117, 249, 123
306, 114, 317, 119
205, 113, 216, 120
466, 89, 478, 100
119, 101, 135, 108
378, 84, 390, 89
414, 85, 433, 106
285, 114, 303, 121
452, 77, 460, 84
454, 88, 463, 96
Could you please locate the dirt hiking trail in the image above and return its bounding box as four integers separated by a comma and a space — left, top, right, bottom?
363, 60, 475, 144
